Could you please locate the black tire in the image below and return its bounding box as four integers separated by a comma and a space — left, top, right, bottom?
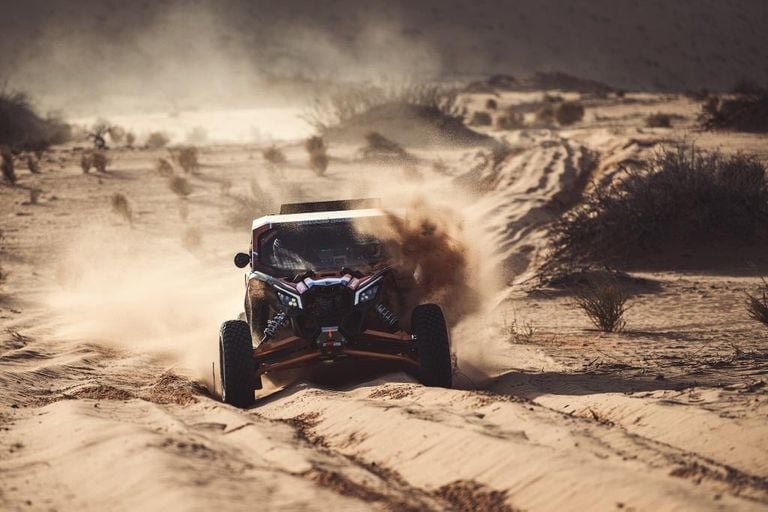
219, 320, 256, 407
412, 304, 452, 388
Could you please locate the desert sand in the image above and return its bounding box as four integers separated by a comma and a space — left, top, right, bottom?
1, 91, 767, 512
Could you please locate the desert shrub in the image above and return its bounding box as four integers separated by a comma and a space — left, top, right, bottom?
309, 151, 329, 176
227, 180, 275, 228
305, 136, 329, 176
485, 98, 498, 110
305, 135, 325, 154
555, 101, 585, 126
646, 113, 672, 128
26, 154, 40, 174
125, 132, 136, 147
362, 131, 409, 160
543, 146, 768, 274
169, 176, 192, 198
575, 276, 630, 332
1, 146, 15, 184
262, 145, 286, 165
699, 84, 768, 132
0, 90, 71, 151
174, 146, 199, 173
503, 315, 535, 343
302, 81, 464, 131
107, 125, 125, 145
92, 151, 109, 173
432, 158, 450, 175
27, 188, 41, 205
146, 132, 170, 149
469, 111, 492, 126
80, 152, 93, 173
155, 158, 175, 177
111, 193, 133, 225
535, 104, 556, 125
746, 277, 768, 328
495, 109, 524, 130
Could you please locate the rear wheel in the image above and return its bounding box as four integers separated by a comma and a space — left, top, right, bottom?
412, 304, 452, 388
219, 320, 256, 407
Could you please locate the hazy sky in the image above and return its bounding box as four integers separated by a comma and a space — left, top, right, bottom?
2, 0, 766, 115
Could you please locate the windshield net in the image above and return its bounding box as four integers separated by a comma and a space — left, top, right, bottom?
259, 219, 389, 272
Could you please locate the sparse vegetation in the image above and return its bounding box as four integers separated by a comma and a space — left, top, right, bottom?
746, 277, 768, 328
469, 111, 492, 126
485, 98, 498, 110
402, 164, 423, 181
110, 192, 133, 225
80, 152, 93, 173
362, 131, 410, 160
699, 83, 768, 133
495, 109, 524, 130
535, 104, 555, 125
646, 113, 673, 128
146, 132, 170, 149
543, 146, 768, 274
169, 176, 192, 198
305, 136, 329, 176
1, 146, 15, 184
503, 315, 536, 343
575, 276, 630, 332
432, 158, 450, 175
27, 188, 41, 205
92, 151, 109, 173
155, 158, 175, 177
303, 82, 464, 131
555, 101, 585, 126
227, 179, 275, 228
125, 132, 136, 148
173, 146, 199, 173
262, 145, 286, 165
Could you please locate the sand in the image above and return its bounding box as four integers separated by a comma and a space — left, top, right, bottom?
1, 91, 767, 511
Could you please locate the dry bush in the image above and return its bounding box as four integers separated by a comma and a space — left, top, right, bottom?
495, 109, 524, 130
543, 146, 768, 275
575, 276, 630, 332
432, 158, 451, 175
699, 83, 768, 132
26, 188, 41, 205
362, 131, 410, 160
646, 113, 672, 128
746, 277, 768, 328
107, 125, 125, 145
174, 146, 199, 173
535, 104, 556, 125
262, 145, 286, 165
169, 176, 192, 198
485, 98, 498, 110
227, 179, 275, 228
1, 146, 15, 184
26, 154, 40, 174
146, 132, 170, 149
555, 101, 585, 126
0, 89, 71, 152
80, 152, 93, 173
503, 315, 535, 343
110, 192, 133, 225
302, 81, 464, 131
305, 136, 329, 176
155, 158, 175, 177
469, 111, 492, 126
92, 151, 109, 173
125, 132, 136, 147
309, 151, 329, 176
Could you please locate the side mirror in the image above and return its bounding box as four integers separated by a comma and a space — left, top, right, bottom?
234, 252, 251, 269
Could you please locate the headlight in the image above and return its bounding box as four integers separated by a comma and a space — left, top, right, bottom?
356, 284, 380, 304
277, 290, 301, 309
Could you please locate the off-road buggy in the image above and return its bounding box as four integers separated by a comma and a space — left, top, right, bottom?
218, 198, 453, 407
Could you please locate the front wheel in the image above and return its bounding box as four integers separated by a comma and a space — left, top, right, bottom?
219, 320, 256, 407
412, 304, 452, 388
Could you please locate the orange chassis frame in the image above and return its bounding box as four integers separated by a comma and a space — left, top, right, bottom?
252, 328, 419, 376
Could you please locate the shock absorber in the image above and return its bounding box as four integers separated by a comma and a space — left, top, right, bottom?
261, 311, 288, 343
375, 303, 399, 328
